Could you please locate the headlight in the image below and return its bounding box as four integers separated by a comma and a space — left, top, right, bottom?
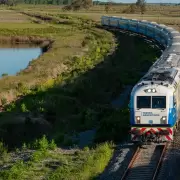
136, 116, 141, 124
144, 88, 156, 93
161, 116, 167, 124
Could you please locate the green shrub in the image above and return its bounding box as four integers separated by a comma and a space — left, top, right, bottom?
1, 73, 8, 77
22, 143, 27, 151
49, 139, 57, 150
0, 141, 7, 154
1, 97, 7, 106
33, 135, 49, 151
20, 103, 29, 112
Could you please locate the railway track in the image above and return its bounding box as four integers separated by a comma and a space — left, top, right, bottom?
121, 143, 168, 180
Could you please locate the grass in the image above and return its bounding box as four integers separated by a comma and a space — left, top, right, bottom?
10, 4, 179, 31
0, 22, 47, 28
0, 138, 114, 180
0, 10, 107, 97
0, 9, 30, 22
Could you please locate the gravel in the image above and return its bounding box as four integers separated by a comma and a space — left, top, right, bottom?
157, 131, 180, 180
98, 143, 135, 180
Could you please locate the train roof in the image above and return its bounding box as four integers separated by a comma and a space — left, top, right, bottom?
164, 44, 180, 54
137, 53, 180, 87
101, 16, 180, 88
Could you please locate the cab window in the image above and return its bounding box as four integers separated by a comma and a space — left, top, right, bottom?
137, 96, 166, 109
137, 96, 151, 108
152, 96, 166, 109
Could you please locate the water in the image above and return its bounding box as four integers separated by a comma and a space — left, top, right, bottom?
0, 44, 42, 76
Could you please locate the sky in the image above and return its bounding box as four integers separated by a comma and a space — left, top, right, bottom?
94, 0, 180, 3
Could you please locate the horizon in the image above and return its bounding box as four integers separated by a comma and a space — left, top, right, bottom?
93, 0, 180, 3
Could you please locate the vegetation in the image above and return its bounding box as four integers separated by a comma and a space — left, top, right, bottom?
0, 136, 114, 180
0, 5, 162, 147
136, 0, 146, 14
62, 0, 93, 11
0, 3, 176, 179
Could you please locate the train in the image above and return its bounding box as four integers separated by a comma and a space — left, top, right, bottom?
101, 16, 180, 142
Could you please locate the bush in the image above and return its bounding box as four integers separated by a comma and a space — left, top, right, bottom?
94, 109, 130, 143
0, 141, 7, 154
20, 103, 29, 112
49, 139, 57, 150
1, 97, 7, 106
33, 135, 57, 151
33, 135, 49, 151
1, 73, 8, 77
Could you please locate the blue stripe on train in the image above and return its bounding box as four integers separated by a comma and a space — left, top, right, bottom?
168, 108, 177, 126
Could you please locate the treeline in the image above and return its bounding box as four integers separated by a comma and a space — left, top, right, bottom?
0, 0, 179, 6
0, 0, 93, 8
0, 0, 89, 5
24, 0, 71, 5
0, 0, 72, 5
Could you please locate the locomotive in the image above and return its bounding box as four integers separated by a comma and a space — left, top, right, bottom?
101, 16, 180, 142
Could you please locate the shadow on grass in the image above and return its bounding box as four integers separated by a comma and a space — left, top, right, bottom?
0, 28, 163, 150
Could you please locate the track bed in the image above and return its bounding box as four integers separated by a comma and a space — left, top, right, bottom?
121, 144, 167, 180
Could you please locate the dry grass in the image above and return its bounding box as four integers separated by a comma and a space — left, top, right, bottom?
0, 9, 30, 22
12, 4, 180, 30
0, 22, 47, 28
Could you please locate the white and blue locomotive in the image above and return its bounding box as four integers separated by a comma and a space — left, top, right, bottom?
101, 16, 180, 142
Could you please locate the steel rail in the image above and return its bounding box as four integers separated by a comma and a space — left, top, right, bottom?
152, 143, 168, 180
120, 146, 140, 180
120, 144, 167, 180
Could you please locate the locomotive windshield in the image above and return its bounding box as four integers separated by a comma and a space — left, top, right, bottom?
137, 96, 151, 108
152, 96, 166, 109
137, 96, 166, 109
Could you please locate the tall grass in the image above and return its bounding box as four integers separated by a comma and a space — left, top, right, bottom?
47, 142, 114, 180
0, 140, 114, 180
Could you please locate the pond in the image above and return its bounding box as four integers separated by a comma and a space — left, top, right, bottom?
0, 44, 42, 77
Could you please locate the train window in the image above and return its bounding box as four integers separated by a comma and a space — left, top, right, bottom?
110, 20, 118, 25
131, 24, 137, 28
147, 27, 154, 33
119, 21, 127, 25
173, 95, 177, 106
152, 96, 166, 109
137, 96, 151, 108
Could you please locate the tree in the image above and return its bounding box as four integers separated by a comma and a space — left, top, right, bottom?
0, 0, 8, 4
0, 0, 18, 6
140, 3, 146, 14
129, 4, 136, 13
136, 0, 145, 6
63, 0, 92, 11
136, 0, 146, 14
105, 0, 112, 13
